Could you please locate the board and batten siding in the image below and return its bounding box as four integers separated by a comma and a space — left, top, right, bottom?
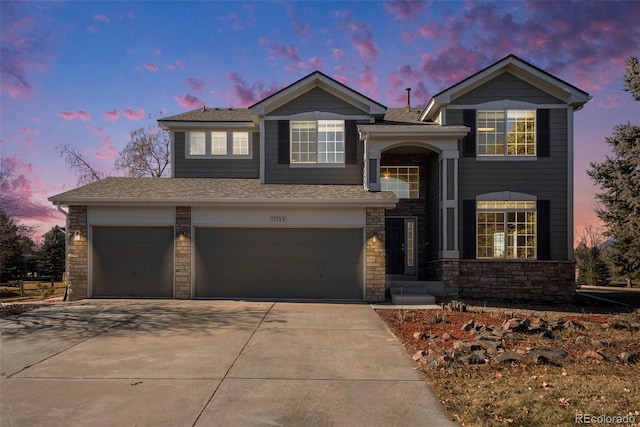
173, 131, 260, 178
446, 84, 570, 261
264, 87, 366, 184
451, 72, 564, 105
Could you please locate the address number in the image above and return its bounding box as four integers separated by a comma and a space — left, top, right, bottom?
270, 216, 287, 223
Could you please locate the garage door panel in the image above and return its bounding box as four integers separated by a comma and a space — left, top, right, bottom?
195, 228, 363, 300
92, 227, 174, 298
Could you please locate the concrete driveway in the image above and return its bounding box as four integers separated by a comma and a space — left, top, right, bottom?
1, 300, 457, 426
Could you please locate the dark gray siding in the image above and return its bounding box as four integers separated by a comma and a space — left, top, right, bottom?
452, 72, 564, 105
264, 119, 364, 184
449, 107, 569, 260
270, 87, 367, 116
173, 131, 260, 178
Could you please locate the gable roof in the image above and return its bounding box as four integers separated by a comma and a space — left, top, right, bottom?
249, 71, 387, 116
421, 54, 591, 121
157, 108, 253, 129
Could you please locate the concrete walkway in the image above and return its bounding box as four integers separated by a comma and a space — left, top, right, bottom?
1, 300, 457, 426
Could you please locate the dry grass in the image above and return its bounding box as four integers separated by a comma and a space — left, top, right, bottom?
0, 281, 66, 303
378, 306, 640, 426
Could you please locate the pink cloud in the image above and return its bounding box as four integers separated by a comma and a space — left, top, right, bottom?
334, 14, 379, 61
174, 93, 204, 109
358, 65, 379, 98
308, 57, 324, 68
386, 65, 431, 107
293, 20, 312, 41
176, 60, 185, 70
93, 14, 110, 23
95, 136, 118, 160
259, 37, 301, 63
418, 26, 436, 38
219, 72, 282, 108
401, 31, 414, 43
333, 48, 345, 61
384, 0, 427, 20
143, 63, 158, 72
104, 109, 120, 121
123, 107, 145, 120
165, 64, 176, 71
59, 110, 92, 121
187, 77, 205, 92
597, 94, 622, 110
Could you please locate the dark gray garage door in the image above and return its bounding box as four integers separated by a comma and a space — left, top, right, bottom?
194, 228, 363, 300
92, 227, 174, 298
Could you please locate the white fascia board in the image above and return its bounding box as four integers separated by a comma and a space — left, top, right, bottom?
158, 121, 256, 130
250, 73, 386, 116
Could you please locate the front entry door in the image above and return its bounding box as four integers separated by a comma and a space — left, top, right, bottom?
385, 218, 417, 277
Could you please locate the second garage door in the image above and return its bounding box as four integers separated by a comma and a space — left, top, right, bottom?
194, 228, 363, 300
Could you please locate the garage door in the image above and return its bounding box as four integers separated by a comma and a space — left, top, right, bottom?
92, 227, 174, 297
194, 228, 363, 300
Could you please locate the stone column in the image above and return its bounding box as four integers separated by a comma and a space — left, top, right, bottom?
365, 207, 386, 302
174, 206, 192, 299
67, 206, 88, 300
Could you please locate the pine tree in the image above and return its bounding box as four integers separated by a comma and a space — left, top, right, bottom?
37, 226, 66, 281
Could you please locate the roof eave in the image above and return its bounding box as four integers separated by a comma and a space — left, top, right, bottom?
158, 121, 256, 130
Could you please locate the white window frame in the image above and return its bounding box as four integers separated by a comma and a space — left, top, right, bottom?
186, 130, 252, 159
380, 166, 420, 199
476, 200, 537, 260
290, 119, 345, 167
477, 109, 536, 157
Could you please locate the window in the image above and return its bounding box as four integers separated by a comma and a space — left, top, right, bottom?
476, 201, 536, 259
186, 130, 251, 158
232, 132, 249, 155
380, 166, 419, 199
211, 132, 227, 155
291, 120, 344, 164
189, 131, 206, 155
477, 110, 536, 156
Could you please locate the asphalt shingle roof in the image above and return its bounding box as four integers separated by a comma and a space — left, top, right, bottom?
49, 177, 397, 206
159, 108, 252, 122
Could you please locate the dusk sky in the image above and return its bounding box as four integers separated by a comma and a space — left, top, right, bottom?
1, 0, 639, 243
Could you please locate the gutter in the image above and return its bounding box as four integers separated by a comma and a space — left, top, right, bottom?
55, 202, 68, 216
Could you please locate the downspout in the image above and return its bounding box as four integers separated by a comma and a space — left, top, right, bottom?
55, 202, 71, 301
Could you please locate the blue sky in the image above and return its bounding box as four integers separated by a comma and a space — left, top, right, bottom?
1, 0, 639, 241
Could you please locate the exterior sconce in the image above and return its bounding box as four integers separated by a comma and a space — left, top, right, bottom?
74, 230, 82, 241
369, 231, 381, 242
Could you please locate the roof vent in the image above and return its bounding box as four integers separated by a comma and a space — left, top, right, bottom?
405, 88, 411, 111
202, 105, 206, 112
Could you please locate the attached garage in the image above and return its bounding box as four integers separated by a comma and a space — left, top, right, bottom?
194, 228, 364, 300
92, 226, 174, 298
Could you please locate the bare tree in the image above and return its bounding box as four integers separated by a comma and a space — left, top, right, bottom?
59, 144, 104, 186
114, 124, 170, 178
0, 157, 16, 211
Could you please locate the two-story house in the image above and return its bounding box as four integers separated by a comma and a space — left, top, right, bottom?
50, 55, 590, 303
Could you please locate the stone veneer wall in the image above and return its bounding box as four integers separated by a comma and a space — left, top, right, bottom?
365, 207, 386, 302
67, 206, 88, 301
430, 259, 576, 302
174, 206, 192, 299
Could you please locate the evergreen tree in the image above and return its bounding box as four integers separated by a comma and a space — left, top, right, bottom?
623, 56, 640, 101
0, 209, 34, 282
575, 243, 610, 286
37, 226, 66, 280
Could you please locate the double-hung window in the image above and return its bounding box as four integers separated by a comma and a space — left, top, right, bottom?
290, 120, 344, 165
380, 166, 420, 199
187, 131, 251, 158
476, 201, 536, 259
477, 110, 536, 156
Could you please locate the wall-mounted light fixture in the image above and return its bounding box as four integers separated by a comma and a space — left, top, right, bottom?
368, 231, 381, 243
74, 230, 82, 241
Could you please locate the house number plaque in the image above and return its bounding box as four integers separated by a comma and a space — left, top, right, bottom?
270, 216, 287, 223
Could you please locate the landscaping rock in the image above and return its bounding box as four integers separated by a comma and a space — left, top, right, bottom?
474, 335, 503, 352
575, 335, 591, 346
495, 351, 523, 364
563, 320, 585, 330
527, 347, 568, 362
427, 342, 445, 356
529, 317, 548, 331
581, 350, 605, 361
618, 352, 640, 364
442, 332, 452, 340
412, 350, 425, 361
461, 351, 488, 365
539, 330, 555, 339
413, 331, 428, 340
502, 318, 529, 332
460, 319, 475, 332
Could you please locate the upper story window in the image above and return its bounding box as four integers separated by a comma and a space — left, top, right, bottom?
476, 200, 536, 259
477, 110, 536, 156
290, 120, 344, 165
380, 166, 419, 199
187, 130, 252, 158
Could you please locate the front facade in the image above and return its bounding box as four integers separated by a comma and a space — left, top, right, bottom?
50, 55, 590, 303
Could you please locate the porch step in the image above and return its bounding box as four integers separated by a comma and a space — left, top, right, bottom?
389, 281, 443, 305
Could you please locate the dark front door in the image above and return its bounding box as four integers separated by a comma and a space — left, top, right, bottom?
385, 218, 405, 275
385, 217, 417, 277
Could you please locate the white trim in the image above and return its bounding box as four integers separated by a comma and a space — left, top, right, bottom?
63, 198, 398, 209
185, 129, 254, 159
289, 163, 346, 169
447, 103, 567, 110
476, 156, 537, 162
264, 114, 371, 121
192, 206, 366, 227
